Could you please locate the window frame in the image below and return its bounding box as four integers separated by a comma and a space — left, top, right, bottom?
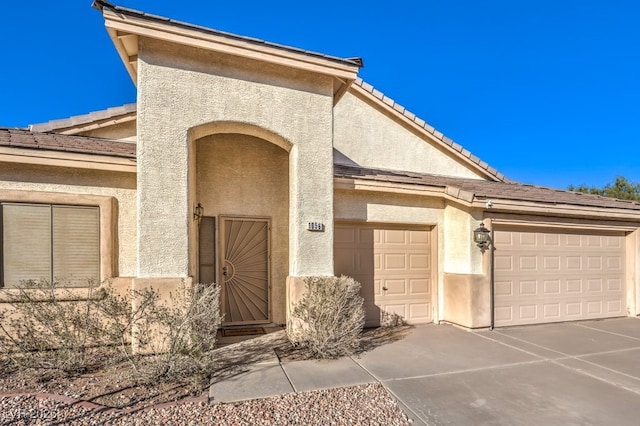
0, 189, 116, 290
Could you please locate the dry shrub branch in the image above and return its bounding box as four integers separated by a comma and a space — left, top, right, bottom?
0, 279, 222, 385
287, 275, 365, 358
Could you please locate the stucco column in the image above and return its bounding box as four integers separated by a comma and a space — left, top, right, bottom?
136, 56, 192, 278
288, 124, 334, 277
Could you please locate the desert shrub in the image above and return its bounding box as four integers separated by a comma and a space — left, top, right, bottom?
0, 279, 110, 373
133, 282, 222, 384
0, 279, 222, 384
287, 275, 365, 359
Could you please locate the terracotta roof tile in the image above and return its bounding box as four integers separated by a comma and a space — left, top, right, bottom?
334, 164, 640, 212
0, 128, 136, 159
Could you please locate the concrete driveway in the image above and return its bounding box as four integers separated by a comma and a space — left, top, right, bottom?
211, 317, 640, 425
356, 317, 640, 425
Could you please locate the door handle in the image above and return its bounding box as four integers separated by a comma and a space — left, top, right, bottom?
222, 266, 228, 276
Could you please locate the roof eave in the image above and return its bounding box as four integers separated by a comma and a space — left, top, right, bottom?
98, 4, 361, 88
0, 146, 136, 173
472, 198, 640, 222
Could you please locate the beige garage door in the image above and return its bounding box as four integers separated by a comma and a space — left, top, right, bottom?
334, 223, 434, 327
494, 228, 626, 327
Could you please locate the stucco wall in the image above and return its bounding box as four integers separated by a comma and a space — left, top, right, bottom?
196, 134, 289, 323
333, 91, 485, 179
137, 37, 335, 278
444, 204, 485, 274
0, 163, 137, 277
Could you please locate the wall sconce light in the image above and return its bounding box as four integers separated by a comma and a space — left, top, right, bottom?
193, 203, 204, 221
473, 222, 491, 253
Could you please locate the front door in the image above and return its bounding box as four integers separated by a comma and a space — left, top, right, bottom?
219, 216, 270, 325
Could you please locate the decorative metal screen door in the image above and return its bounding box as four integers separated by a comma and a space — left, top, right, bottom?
219, 216, 270, 325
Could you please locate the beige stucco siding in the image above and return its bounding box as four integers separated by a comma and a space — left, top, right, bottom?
137, 37, 335, 278
197, 134, 289, 323
79, 121, 137, 142
333, 91, 485, 179
0, 163, 137, 277
444, 204, 484, 275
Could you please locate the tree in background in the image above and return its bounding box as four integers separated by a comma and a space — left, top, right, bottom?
568, 176, 640, 202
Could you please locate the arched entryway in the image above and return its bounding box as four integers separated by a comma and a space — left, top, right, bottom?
192, 124, 290, 325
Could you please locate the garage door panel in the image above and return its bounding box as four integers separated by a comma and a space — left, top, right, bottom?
409, 254, 430, 269
543, 280, 561, 295
382, 253, 406, 270
495, 255, 514, 271
543, 303, 561, 319
608, 278, 622, 291
383, 279, 407, 295
335, 227, 357, 244
494, 228, 626, 327
409, 303, 431, 322
335, 224, 434, 326
410, 278, 430, 295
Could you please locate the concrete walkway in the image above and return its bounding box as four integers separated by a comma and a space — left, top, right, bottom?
210, 317, 640, 425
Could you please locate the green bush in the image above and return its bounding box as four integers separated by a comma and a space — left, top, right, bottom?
287, 275, 365, 359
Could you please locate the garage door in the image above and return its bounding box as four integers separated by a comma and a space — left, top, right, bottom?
494, 228, 626, 327
334, 223, 434, 327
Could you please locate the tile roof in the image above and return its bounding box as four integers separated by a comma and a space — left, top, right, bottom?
352, 78, 508, 183
92, 1, 362, 68
0, 128, 136, 159
29, 103, 136, 133
335, 164, 640, 212
2, 128, 635, 213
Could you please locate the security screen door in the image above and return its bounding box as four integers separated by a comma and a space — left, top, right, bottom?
219, 216, 270, 325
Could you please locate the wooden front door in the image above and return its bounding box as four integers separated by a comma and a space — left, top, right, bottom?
220, 216, 270, 325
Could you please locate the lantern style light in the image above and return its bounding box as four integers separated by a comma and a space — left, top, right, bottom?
473, 222, 491, 253
193, 203, 204, 221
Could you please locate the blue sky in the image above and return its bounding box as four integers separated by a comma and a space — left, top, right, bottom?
1, 1, 638, 189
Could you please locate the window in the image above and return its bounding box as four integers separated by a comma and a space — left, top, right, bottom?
1, 203, 100, 288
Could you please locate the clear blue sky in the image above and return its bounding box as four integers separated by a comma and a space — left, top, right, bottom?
1, 1, 638, 190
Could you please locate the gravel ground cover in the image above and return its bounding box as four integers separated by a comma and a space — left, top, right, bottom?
1, 383, 410, 425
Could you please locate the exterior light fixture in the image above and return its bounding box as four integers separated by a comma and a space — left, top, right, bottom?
193, 203, 204, 221
473, 222, 491, 253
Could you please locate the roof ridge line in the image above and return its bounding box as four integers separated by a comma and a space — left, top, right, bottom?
29, 103, 137, 133
352, 78, 508, 183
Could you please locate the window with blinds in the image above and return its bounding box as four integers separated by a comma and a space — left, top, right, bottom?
1, 203, 100, 288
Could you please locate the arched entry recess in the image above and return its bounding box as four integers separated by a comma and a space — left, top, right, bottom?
189, 122, 292, 325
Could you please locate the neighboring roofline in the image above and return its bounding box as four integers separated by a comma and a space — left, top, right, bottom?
29, 103, 136, 135
0, 128, 136, 173
349, 79, 507, 183
0, 146, 136, 173
334, 164, 640, 221
93, 0, 362, 86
